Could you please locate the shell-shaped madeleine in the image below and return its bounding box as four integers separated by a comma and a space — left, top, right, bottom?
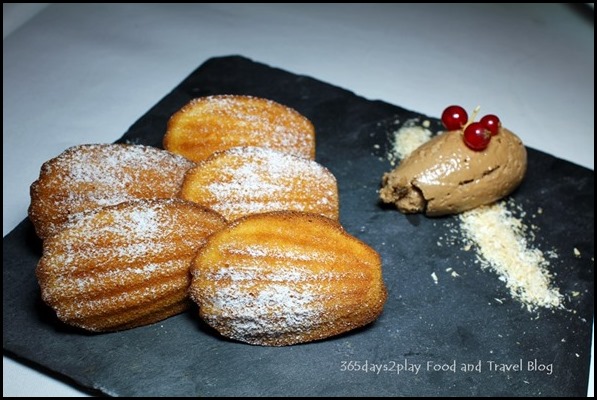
36, 199, 226, 332
180, 146, 339, 221
163, 95, 315, 162
190, 211, 386, 346
29, 144, 195, 240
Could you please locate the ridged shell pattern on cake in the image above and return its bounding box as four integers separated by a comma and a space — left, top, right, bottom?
36, 199, 226, 332
29, 144, 195, 239
163, 95, 315, 162
190, 211, 386, 346
180, 146, 339, 221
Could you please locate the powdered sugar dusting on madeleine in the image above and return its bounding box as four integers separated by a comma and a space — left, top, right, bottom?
196, 265, 328, 344
29, 144, 195, 239
181, 146, 338, 221
189, 212, 387, 346
204, 282, 324, 342
36, 199, 226, 332
163, 95, 315, 162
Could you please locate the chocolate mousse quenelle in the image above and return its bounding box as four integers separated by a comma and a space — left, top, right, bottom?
380, 106, 527, 216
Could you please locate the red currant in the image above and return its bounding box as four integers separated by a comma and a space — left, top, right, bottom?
441, 105, 468, 131
480, 114, 501, 136
463, 122, 491, 151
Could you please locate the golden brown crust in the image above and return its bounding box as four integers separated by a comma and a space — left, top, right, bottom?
180, 146, 339, 221
36, 199, 226, 332
163, 95, 315, 162
29, 144, 195, 240
189, 211, 387, 346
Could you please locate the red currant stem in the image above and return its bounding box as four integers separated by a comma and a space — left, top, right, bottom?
461, 105, 481, 134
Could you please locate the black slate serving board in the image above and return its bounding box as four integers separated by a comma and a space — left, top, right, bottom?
3, 56, 594, 396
